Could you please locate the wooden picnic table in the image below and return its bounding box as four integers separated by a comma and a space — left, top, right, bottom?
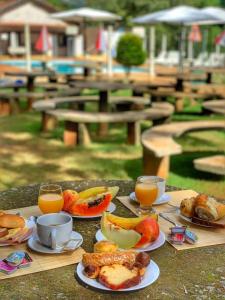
0, 180, 225, 300
191, 67, 225, 84
5, 71, 56, 109
71, 79, 175, 135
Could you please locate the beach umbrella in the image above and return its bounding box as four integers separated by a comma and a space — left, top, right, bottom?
35, 26, 52, 53
215, 30, 225, 47
133, 6, 219, 73
52, 8, 121, 77
188, 25, 202, 63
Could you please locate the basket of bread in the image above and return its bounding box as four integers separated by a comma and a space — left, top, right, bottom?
180, 194, 225, 228
76, 240, 159, 291
0, 211, 34, 245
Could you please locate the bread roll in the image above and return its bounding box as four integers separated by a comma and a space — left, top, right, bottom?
0, 214, 25, 228
180, 197, 196, 218
195, 194, 225, 221
94, 241, 118, 253
82, 251, 137, 267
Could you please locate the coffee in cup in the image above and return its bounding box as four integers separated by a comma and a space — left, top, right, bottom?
36, 213, 72, 250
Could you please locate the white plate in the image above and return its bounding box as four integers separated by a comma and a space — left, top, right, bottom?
0, 218, 35, 247
177, 209, 216, 228
28, 231, 83, 254
67, 202, 116, 219
95, 229, 165, 252
129, 192, 171, 206
76, 259, 160, 291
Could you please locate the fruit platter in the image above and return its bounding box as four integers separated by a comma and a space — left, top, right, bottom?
62, 186, 119, 218
96, 212, 165, 251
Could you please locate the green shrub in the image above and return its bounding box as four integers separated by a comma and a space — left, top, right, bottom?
116, 33, 146, 75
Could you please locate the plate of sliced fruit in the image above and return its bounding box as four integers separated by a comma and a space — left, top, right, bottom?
95, 212, 165, 252
62, 186, 119, 219
76, 242, 160, 291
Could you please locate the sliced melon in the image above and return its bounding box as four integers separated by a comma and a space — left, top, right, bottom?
101, 212, 141, 249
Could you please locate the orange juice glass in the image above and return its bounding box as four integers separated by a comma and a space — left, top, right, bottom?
38, 184, 64, 214
135, 176, 159, 214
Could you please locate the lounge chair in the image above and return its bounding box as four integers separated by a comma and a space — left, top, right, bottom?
155, 51, 168, 65
204, 53, 225, 68
193, 52, 208, 67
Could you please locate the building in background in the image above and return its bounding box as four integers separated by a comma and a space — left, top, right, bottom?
0, 0, 84, 57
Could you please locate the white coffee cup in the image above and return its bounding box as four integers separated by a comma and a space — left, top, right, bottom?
36, 213, 73, 250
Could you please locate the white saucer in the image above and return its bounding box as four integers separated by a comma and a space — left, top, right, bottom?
76, 260, 160, 291
28, 231, 83, 254
129, 192, 171, 206
95, 229, 165, 252
68, 202, 116, 219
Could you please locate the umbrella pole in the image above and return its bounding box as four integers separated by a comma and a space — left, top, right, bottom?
149, 26, 155, 77
161, 33, 167, 53
25, 23, 32, 72
179, 26, 185, 73
107, 24, 113, 77
188, 40, 193, 65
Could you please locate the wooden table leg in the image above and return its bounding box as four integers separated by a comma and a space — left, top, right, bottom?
0, 99, 11, 116
206, 72, 212, 84
27, 77, 34, 110
98, 90, 109, 136
41, 112, 57, 132
64, 121, 79, 146
127, 122, 140, 145
143, 148, 169, 179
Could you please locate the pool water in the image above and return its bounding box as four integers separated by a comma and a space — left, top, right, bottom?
0, 60, 146, 74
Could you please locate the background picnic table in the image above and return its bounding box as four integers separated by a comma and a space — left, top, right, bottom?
0, 180, 225, 300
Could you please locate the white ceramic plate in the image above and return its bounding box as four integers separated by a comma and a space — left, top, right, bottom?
95, 229, 165, 252
28, 231, 83, 254
129, 192, 171, 206
177, 209, 216, 228
67, 202, 116, 219
0, 218, 35, 247
76, 259, 160, 291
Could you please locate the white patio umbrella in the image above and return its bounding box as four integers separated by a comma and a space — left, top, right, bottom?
133, 6, 219, 73
52, 7, 121, 77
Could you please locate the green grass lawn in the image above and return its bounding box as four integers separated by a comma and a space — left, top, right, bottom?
0, 97, 224, 199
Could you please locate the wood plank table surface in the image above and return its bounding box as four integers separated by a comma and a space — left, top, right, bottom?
0, 180, 225, 300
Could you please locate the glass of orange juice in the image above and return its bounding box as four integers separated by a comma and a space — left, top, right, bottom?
135, 176, 159, 215
38, 184, 64, 214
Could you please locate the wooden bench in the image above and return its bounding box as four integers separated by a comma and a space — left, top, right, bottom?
150, 90, 214, 112
33, 96, 150, 131
202, 100, 225, 115
142, 120, 225, 178
45, 102, 174, 146
193, 155, 225, 176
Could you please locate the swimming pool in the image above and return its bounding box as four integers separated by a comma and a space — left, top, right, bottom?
0, 60, 146, 74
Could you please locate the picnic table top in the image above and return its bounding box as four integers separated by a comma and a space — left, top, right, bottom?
71, 79, 175, 91
0, 180, 225, 300
5, 71, 55, 78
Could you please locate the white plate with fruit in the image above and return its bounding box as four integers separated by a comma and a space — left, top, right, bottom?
61, 186, 119, 219
95, 212, 165, 252
76, 241, 160, 291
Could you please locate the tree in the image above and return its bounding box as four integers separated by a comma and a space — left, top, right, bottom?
116, 33, 146, 77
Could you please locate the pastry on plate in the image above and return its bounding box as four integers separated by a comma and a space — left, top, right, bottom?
0, 214, 25, 228
180, 197, 196, 218
195, 194, 225, 221
94, 241, 118, 253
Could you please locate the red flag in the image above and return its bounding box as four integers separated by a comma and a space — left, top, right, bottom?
189, 25, 202, 43
35, 26, 52, 53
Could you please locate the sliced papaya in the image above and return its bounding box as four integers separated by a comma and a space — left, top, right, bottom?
69, 193, 112, 216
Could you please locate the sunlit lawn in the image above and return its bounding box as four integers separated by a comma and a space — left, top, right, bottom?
0, 97, 224, 199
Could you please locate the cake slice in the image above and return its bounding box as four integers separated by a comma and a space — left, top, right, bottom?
98, 264, 141, 290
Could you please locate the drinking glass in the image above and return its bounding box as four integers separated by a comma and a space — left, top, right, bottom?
38, 184, 63, 214
135, 176, 159, 215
